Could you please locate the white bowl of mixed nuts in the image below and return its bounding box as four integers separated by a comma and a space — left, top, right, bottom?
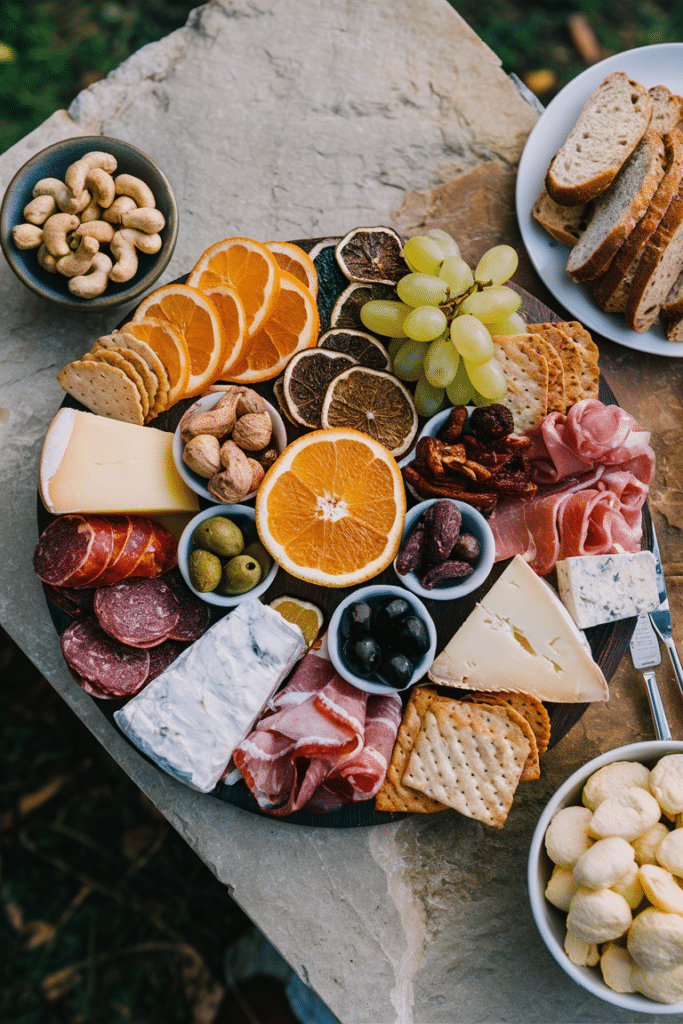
173, 387, 287, 504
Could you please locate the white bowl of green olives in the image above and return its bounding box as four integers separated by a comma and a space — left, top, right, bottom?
327, 585, 437, 694
177, 504, 278, 607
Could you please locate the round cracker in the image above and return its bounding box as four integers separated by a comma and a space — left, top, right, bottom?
57, 361, 145, 424
82, 348, 149, 419
94, 331, 170, 418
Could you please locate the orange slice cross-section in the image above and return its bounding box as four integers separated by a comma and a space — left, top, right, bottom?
186, 237, 281, 338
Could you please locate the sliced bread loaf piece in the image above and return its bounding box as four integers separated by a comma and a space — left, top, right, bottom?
660, 268, 683, 341
592, 127, 683, 312
546, 73, 653, 205
566, 129, 666, 282
626, 190, 683, 332
532, 188, 590, 246
648, 84, 683, 135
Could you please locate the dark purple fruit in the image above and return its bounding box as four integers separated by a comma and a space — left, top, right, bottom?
341, 600, 373, 638
395, 615, 430, 659
378, 651, 413, 689
372, 597, 411, 643
342, 636, 382, 678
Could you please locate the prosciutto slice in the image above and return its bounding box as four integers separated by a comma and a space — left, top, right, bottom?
233, 644, 402, 816
490, 400, 654, 574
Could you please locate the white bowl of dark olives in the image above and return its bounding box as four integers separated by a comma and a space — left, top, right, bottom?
393, 498, 495, 601
328, 585, 437, 694
177, 504, 278, 607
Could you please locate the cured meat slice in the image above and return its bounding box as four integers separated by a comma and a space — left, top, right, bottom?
34, 514, 114, 587
163, 570, 212, 642
42, 582, 94, 618
125, 520, 178, 580
94, 577, 181, 647
88, 515, 135, 587
146, 639, 186, 682
61, 617, 150, 696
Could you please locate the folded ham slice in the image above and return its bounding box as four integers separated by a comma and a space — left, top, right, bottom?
233, 643, 402, 816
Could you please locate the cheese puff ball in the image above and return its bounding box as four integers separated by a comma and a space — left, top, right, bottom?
582, 760, 652, 811
573, 836, 635, 890
567, 886, 632, 944
657, 828, 683, 877
628, 907, 683, 972
564, 930, 599, 967
639, 864, 683, 915
650, 755, 683, 817
632, 962, 683, 1004
611, 861, 644, 910
633, 822, 671, 866
545, 865, 580, 912
589, 786, 662, 842
600, 942, 637, 994
545, 805, 593, 868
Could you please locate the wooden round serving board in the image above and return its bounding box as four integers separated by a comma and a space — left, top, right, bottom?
38, 240, 644, 827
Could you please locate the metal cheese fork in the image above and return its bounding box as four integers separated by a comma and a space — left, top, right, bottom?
629, 613, 672, 741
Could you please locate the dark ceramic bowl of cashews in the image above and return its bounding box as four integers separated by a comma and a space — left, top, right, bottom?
0, 136, 178, 310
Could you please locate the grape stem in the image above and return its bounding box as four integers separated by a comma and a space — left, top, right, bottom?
439, 278, 491, 324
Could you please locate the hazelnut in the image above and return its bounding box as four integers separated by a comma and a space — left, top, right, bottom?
183, 434, 222, 478
232, 411, 272, 451
236, 389, 267, 416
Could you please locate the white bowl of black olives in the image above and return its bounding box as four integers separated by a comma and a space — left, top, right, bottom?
327, 585, 437, 694
393, 498, 495, 601
177, 504, 278, 607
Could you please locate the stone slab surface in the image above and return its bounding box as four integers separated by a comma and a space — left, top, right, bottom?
1, 2, 682, 1022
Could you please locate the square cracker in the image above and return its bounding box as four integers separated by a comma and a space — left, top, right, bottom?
466, 690, 551, 757
401, 700, 530, 828
57, 360, 145, 425
375, 687, 448, 814
526, 322, 584, 407
518, 331, 565, 413
493, 336, 548, 433
461, 695, 540, 780
560, 321, 600, 400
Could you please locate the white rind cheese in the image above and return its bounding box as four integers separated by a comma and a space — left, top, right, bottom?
428, 555, 608, 702
114, 598, 306, 792
556, 551, 659, 629
39, 407, 199, 514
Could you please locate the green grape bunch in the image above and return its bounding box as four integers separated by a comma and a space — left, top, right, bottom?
359, 229, 526, 417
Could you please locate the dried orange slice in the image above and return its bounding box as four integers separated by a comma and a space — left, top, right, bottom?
187, 237, 281, 338
320, 366, 418, 457
224, 271, 319, 384
255, 428, 406, 587
199, 283, 249, 376
335, 226, 408, 285
114, 317, 190, 406
265, 240, 318, 299
269, 595, 323, 647
132, 284, 228, 398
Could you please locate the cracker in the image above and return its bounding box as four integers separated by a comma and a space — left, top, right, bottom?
57, 361, 145, 425
559, 321, 600, 400
461, 696, 540, 780
401, 700, 530, 828
93, 332, 170, 418
493, 336, 549, 433
82, 348, 150, 419
519, 332, 565, 413
375, 687, 448, 814
526, 322, 585, 407
465, 690, 551, 757
115, 347, 159, 416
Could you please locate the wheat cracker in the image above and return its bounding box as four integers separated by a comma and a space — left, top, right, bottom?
472, 690, 551, 757
526, 322, 585, 406
402, 700, 530, 828
57, 361, 145, 425
493, 336, 548, 433
513, 331, 565, 413
559, 321, 600, 399
375, 687, 448, 814
82, 348, 150, 419
94, 331, 171, 417
461, 695, 540, 780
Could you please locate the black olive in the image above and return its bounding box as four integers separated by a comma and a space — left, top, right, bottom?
342, 636, 382, 678
340, 600, 373, 639
372, 597, 412, 644
377, 650, 413, 689
395, 615, 430, 659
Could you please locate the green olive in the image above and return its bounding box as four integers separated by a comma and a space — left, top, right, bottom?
192, 516, 244, 558
242, 540, 273, 577
217, 554, 262, 595
188, 548, 222, 592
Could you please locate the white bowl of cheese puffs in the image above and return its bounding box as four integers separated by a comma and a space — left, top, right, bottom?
529, 741, 683, 1012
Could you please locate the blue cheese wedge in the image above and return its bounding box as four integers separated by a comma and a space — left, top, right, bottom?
114, 597, 305, 792
428, 555, 608, 702
556, 551, 659, 630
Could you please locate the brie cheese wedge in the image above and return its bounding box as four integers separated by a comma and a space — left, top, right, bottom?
428, 555, 608, 702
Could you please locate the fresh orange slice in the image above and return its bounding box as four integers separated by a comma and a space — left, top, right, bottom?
186, 237, 281, 338
199, 283, 249, 376
115, 317, 190, 406
265, 241, 318, 299
132, 283, 228, 398
224, 271, 319, 384
255, 428, 406, 587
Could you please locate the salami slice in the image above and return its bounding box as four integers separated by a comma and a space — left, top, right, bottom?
94, 577, 181, 647
146, 639, 186, 682
163, 570, 212, 642
43, 582, 95, 618
61, 617, 150, 695
87, 515, 134, 587
125, 520, 178, 580
34, 515, 113, 587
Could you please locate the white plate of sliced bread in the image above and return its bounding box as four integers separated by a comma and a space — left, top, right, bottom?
516, 43, 683, 357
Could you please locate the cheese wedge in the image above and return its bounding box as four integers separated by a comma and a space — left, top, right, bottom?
428, 555, 608, 702
39, 407, 199, 515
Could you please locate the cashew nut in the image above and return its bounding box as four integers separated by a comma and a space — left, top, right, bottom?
56, 235, 99, 278
23, 194, 56, 225
41, 213, 80, 257
84, 167, 115, 209
80, 196, 103, 223
73, 220, 115, 244
33, 177, 90, 215
109, 227, 162, 283
102, 195, 137, 224
114, 173, 156, 209
65, 151, 117, 198
121, 207, 165, 233
37, 243, 58, 273
67, 252, 113, 299
11, 223, 43, 249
